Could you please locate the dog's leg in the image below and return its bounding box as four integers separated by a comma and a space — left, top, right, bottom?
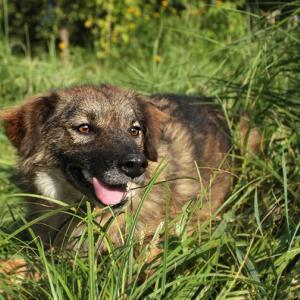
0, 258, 29, 293
239, 115, 263, 155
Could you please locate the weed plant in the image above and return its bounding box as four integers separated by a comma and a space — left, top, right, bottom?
0, 2, 299, 299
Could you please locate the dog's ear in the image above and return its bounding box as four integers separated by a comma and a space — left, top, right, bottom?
139, 98, 166, 162
0, 93, 58, 155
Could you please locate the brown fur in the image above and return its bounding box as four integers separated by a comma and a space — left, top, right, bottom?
0, 258, 40, 295
239, 115, 263, 156
1, 85, 233, 253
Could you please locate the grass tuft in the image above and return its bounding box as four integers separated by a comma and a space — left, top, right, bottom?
1, 4, 300, 299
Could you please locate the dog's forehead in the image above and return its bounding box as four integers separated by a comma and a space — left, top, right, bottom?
57, 86, 140, 120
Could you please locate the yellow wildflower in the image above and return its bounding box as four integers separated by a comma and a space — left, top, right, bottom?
58, 42, 67, 50
153, 55, 161, 63
127, 6, 141, 17
127, 7, 135, 14
84, 18, 93, 28
162, 0, 168, 8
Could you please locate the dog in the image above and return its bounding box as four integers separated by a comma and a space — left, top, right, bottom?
1, 84, 233, 253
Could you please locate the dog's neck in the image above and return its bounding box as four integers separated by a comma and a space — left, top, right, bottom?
34, 170, 84, 203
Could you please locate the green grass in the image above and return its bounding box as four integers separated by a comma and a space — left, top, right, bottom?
1, 4, 300, 299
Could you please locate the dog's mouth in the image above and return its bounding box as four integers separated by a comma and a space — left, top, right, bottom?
66, 165, 128, 208
92, 176, 127, 206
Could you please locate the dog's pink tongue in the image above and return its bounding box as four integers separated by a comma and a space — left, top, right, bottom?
92, 177, 125, 206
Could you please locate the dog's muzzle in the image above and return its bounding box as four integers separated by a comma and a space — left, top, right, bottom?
65, 152, 147, 208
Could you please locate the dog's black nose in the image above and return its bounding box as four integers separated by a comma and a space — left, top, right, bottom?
118, 153, 148, 178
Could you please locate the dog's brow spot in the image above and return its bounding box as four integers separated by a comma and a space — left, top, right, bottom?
132, 121, 141, 126
86, 111, 97, 121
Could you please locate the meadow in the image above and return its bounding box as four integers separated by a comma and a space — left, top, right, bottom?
0, 2, 300, 299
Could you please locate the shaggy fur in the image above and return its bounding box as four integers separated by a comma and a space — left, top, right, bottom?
1, 85, 232, 253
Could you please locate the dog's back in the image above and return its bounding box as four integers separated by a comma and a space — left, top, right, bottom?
127, 94, 232, 238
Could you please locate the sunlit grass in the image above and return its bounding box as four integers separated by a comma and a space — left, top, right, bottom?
0, 4, 300, 299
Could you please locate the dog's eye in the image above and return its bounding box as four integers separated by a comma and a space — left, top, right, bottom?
77, 124, 91, 134
128, 126, 141, 137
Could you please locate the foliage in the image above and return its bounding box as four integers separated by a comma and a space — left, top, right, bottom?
0, 0, 249, 58
0, 1, 300, 299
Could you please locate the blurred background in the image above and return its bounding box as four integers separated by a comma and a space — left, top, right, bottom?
1, 1, 298, 58
1, 1, 299, 99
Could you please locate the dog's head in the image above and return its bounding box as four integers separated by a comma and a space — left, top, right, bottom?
1, 85, 165, 208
